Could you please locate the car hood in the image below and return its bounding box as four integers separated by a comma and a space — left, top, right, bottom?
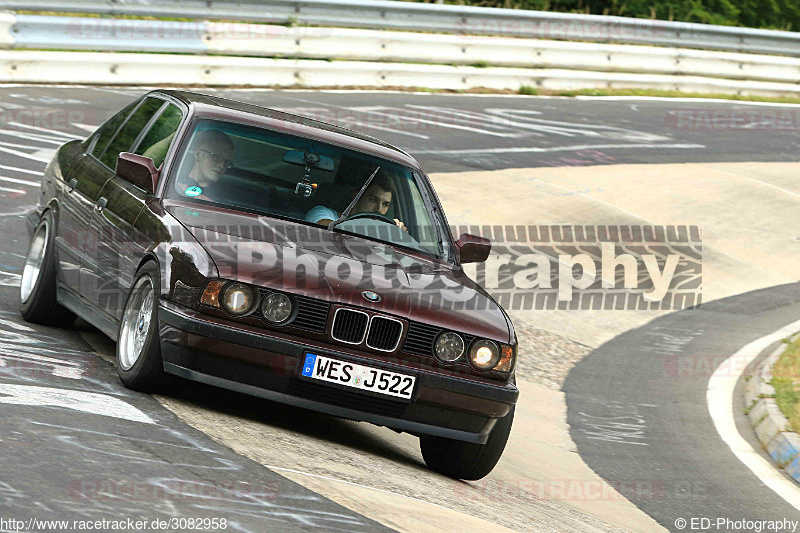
165, 201, 511, 342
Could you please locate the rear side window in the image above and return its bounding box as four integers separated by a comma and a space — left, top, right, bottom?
90, 100, 139, 159
134, 103, 183, 168
99, 97, 164, 169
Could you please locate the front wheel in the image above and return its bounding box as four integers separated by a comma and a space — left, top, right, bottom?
19, 211, 75, 326
117, 261, 168, 391
420, 405, 515, 480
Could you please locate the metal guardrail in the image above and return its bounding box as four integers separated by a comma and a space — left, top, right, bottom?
4, 15, 800, 86
0, 5, 799, 95
1, 0, 800, 56
11, 15, 207, 53
3, 49, 798, 96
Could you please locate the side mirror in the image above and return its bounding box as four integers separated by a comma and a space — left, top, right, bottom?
116, 152, 159, 194
456, 233, 491, 263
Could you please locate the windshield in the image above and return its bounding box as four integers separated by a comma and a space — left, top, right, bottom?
166, 118, 450, 260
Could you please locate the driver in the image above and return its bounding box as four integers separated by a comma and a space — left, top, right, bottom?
305, 174, 407, 231
175, 129, 235, 202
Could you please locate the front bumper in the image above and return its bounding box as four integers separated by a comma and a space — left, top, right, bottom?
158, 300, 518, 444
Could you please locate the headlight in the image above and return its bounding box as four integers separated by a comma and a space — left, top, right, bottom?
469, 339, 500, 370
434, 332, 465, 362
261, 292, 293, 324
221, 283, 256, 315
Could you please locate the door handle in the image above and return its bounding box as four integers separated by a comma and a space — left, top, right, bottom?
95, 197, 108, 213
66, 178, 77, 192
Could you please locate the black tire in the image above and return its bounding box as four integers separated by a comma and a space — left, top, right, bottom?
19, 211, 75, 326
420, 405, 515, 480
116, 261, 169, 392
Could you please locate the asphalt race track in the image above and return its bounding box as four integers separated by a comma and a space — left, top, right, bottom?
1, 85, 800, 532
565, 283, 800, 532
2, 87, 800, 174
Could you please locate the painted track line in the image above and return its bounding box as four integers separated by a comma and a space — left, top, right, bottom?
0, 164, 42, 176
574, 95, 800, 108
0, 131, 68, 146
5, 121, 80, 140
707, 317, 800, 510
709, 167, 800, 201
0, 139, 52, 151
0, 144, 51, 163
412, 142, 705, 155
0, 176, 39, 187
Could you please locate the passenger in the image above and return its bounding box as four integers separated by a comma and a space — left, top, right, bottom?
176, 130, 235, 202
305, 174, 407, 231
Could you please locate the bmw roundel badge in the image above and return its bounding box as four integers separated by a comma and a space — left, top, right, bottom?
362, 291, 381, 303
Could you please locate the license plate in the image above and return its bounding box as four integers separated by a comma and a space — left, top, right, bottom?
301, 353, 416, 400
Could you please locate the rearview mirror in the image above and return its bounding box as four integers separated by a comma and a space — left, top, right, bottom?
283, 150, 334, 171
116, 153, 159, 194
456, 233, 491, 263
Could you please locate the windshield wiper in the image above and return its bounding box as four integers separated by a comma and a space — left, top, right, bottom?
328, 166, 380, 232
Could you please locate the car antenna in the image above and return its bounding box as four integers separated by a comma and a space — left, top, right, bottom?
328, 166, 380, 232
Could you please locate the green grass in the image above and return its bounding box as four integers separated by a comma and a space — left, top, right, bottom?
550, 88, 800, 104
516, 86, 800, 103
771, 334, 800, 432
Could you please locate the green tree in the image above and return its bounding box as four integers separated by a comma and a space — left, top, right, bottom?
436, 0, 800, 30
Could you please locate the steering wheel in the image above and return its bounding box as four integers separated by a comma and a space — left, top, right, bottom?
339, 211, 422, 248
342, 212, 397, 225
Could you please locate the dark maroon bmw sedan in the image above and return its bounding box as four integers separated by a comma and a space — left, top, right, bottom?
19, 90, 518, 480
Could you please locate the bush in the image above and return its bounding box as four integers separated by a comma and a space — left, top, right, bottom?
424, 0, 800, 30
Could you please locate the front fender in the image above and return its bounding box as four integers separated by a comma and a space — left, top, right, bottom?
135, 198, 219, 307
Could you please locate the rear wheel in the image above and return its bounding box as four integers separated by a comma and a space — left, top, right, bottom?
420, 405, 514, 480
19, 211, 75, 326
117, 261, 169, 391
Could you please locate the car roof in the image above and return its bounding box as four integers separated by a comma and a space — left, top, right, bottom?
155, 90, 422, 170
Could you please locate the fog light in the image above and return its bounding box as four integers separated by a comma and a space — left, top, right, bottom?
261, 292, 293, 324
469, 339, 500, 370
221, 283, 255, 315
